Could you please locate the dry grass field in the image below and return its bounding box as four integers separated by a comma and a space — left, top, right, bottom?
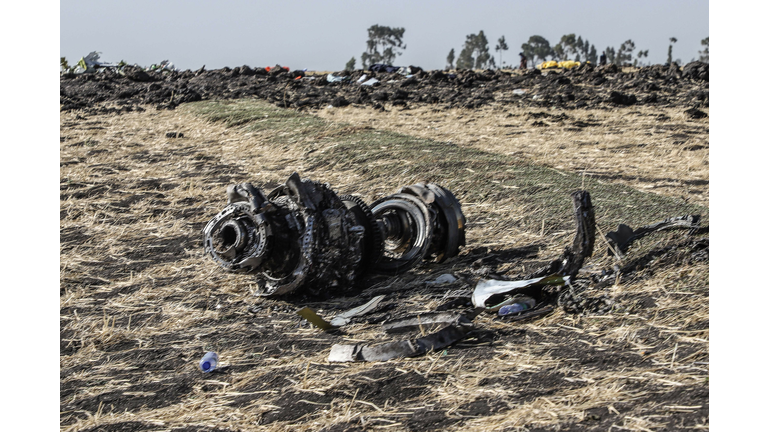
60, 98, 708, 431
314, 103, 709, 208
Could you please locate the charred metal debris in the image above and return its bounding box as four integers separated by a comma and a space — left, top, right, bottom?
202, 175, 704, 362
324, 190, 599, 362
203, 172, 466, 296
605, 214, 704, 257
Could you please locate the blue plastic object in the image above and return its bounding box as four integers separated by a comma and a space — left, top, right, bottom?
199, 351, 219, 373
498, 298, 536, 316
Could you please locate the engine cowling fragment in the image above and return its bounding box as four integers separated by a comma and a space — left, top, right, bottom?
202, 173, 466, 295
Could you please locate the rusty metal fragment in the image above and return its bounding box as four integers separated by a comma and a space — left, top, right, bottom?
202, 173, 466, 295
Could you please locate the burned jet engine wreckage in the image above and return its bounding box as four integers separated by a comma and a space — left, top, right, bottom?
203, 173, 466, 295
201, 172, 704, 363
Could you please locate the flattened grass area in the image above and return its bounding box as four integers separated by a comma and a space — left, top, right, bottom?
313, 103, 710, 208
186, 98, 327, 131
185, 99, 706, 233
61, 99, 709, 431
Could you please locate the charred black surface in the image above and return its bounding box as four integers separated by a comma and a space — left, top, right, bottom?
60, 62, 709, 114
202, 174, 467, 295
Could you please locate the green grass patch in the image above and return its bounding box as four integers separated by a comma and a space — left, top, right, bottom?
183, 99, 326, 133
184, 99, 707, 232
312, 128, 705, 229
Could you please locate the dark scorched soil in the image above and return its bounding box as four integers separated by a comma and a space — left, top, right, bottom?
60, 62, 709, 115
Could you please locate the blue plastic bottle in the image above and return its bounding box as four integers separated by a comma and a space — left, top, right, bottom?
498, 297, 536, 316
199, 351, 219, 373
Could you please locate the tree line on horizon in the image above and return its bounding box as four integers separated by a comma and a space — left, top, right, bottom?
346, 25, 709, 71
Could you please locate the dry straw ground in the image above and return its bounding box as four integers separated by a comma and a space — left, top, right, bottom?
61, 98, 708, 431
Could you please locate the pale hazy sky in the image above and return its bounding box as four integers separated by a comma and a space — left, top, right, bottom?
60, 0, 708, 71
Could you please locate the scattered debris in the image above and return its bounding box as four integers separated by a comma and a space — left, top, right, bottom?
425, 273, 458, 286
465, 190, 594, 323
63, 51, 122, 74
148, 60, 176, 72
382, 312, 470, 334
329, 295, 386, 327
471, 275, 568, 309
205, 187, 601, 361
202, 173, 466, 295
328, 311, 476, 362
61, 61, 709, 113
326, 73, 348, 83
61, 51, 177, 76
605, 214, 701, 256
265, 65, 290, 73
539, 60, 559, 70
296, 307, 334, 330
498, 295, 536, 316
559, 60, 582, 69
201, 183, 704, 364
538, 60, 584, 70
322, 190, 597, 361
368, 64, 403, 73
